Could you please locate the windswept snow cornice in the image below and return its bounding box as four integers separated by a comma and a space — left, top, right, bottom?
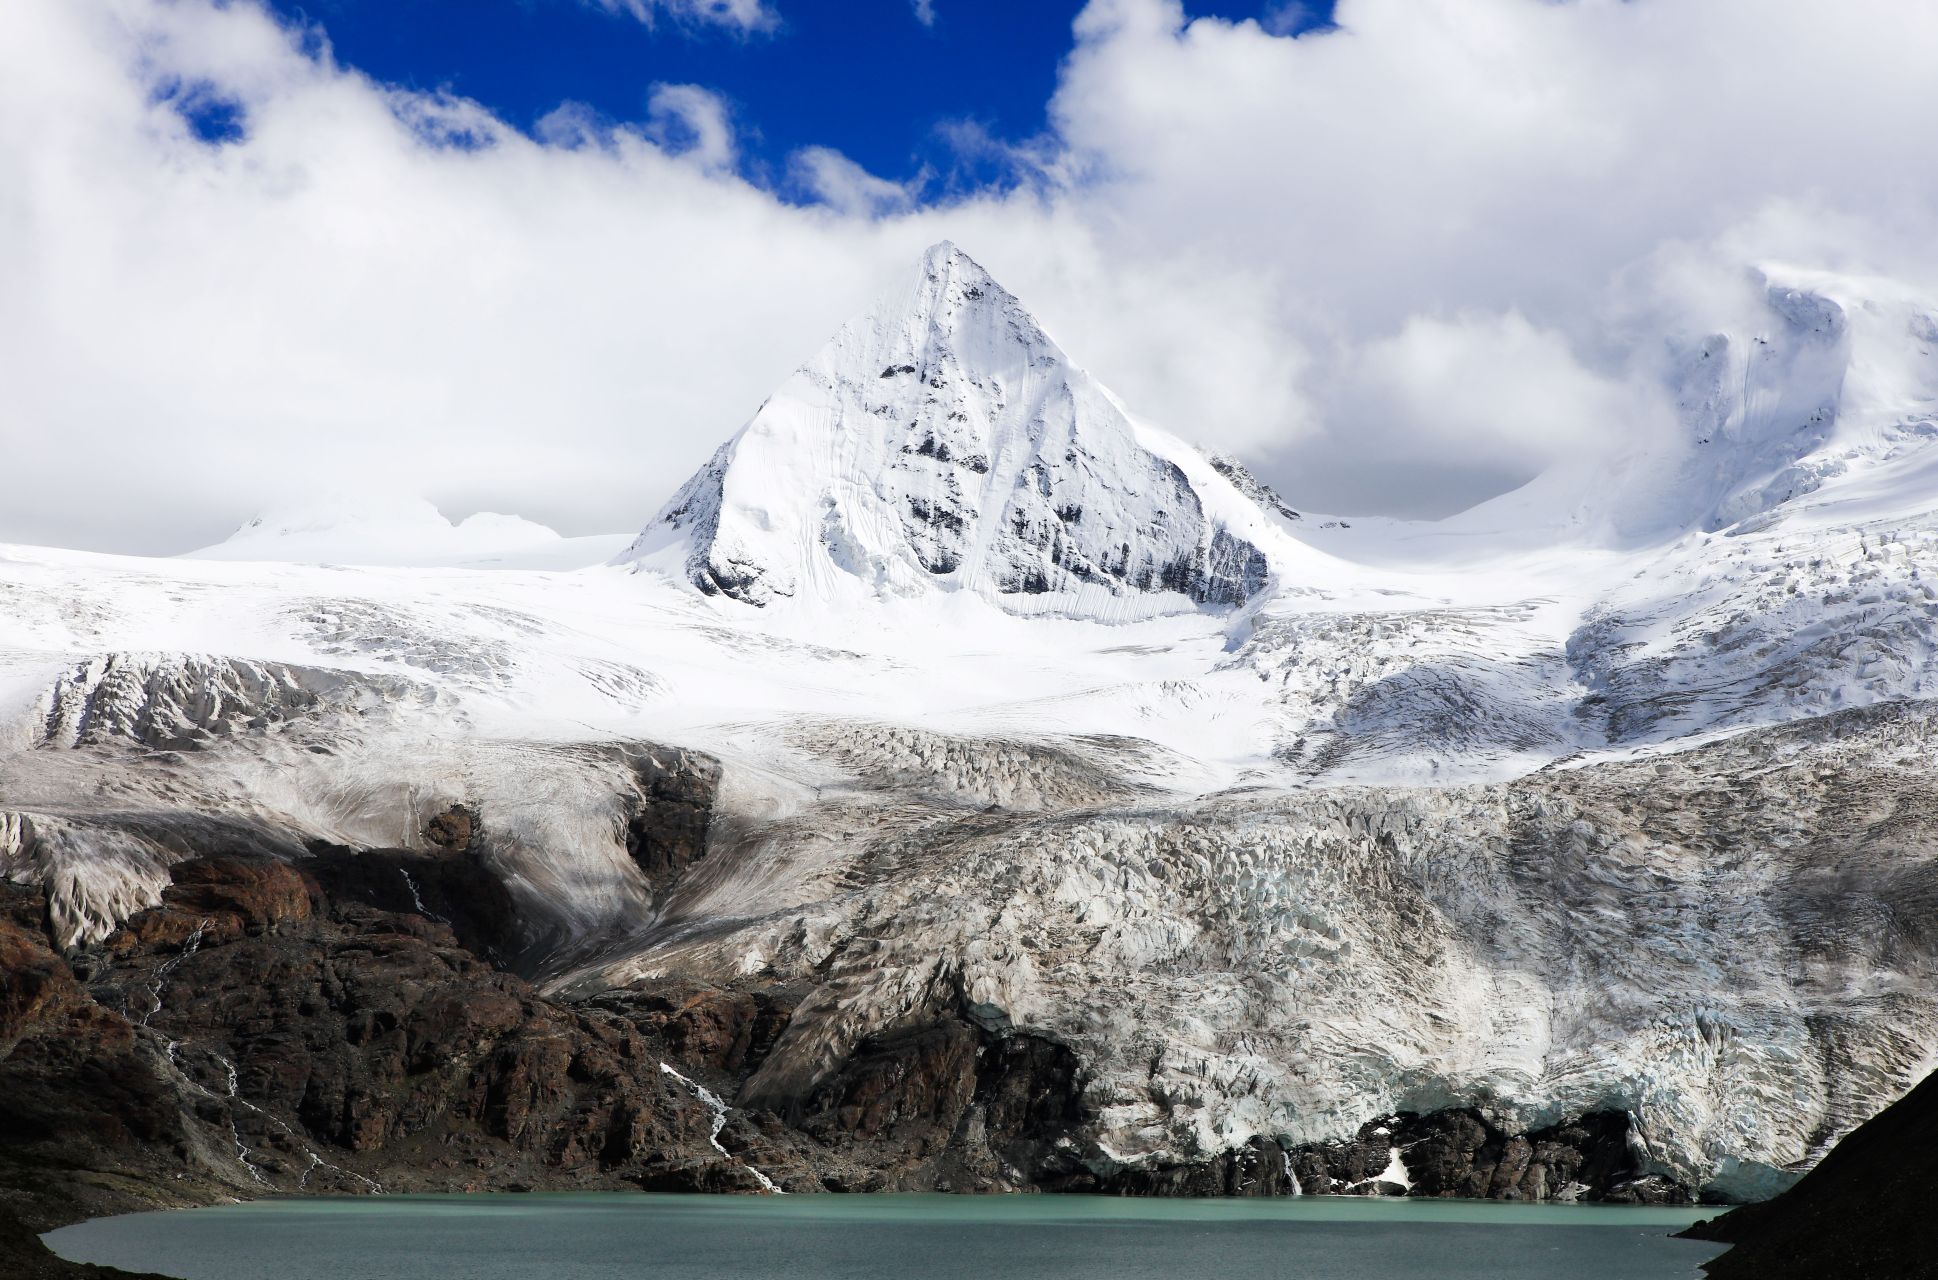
621, 242, 1283, 620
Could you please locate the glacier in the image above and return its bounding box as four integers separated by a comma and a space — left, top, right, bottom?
4, 244, 1938, 1202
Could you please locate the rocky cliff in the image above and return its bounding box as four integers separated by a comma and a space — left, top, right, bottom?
8, 647, 1938, 1223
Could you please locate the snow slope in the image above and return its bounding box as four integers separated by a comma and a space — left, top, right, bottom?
7, 246, 1938, 1202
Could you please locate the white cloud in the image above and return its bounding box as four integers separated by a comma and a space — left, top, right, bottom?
4, 0, 1938, 552
1259, 2, 1320, 36
1328, 312, 1677, 506
912, 0, 937, 28
789, 146, 918, 217
644, 83, 738, 170
585, 0, 779, 36
1040, 0, 1938, 508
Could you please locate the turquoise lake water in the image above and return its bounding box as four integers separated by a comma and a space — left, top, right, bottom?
45, 1193, 1730, 1280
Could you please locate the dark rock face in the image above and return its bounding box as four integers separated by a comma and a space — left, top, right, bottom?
970, 1033, 1089, 1185
1, 854, 1095, 1227
1682, 1067, 1938, 1279
1, 865, 791, 1215
802, 1021, 980, 1138
1289, 1109, 1684, 1203
792, 1018, 1091, 1193
585, 980, 798, 1079
0, 891, 185, 1164
1104, 1137, 1303, 1197
303, 845, 521, 969
423, 805, 479, 852
0, 888, 208, 1279
621, 748, 720, 899
1093, 1109, 1681, 1202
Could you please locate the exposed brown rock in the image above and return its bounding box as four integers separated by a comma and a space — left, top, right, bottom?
1287, 1108, 1683, 1202
591, 981, 798, 1076
150, 855, 312, 937
423, 805, 479, 853
1109, 1136, 1303, 1197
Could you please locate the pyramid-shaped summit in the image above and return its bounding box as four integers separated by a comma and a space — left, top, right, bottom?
622, 242, 1278, 616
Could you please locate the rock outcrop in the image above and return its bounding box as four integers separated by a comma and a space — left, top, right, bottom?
1288, 1109, 1681, 1202
1681, 1066, 1938, 1279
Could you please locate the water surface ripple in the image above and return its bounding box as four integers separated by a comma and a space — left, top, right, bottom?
45, 1193, 1729, 1280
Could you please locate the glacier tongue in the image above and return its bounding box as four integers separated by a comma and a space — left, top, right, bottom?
622, 242, 1276, 618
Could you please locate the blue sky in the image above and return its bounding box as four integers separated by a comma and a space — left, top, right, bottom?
259, 0, 1335, 200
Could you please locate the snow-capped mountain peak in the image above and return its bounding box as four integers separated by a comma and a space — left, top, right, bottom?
185, 496, 630, 570
621, 242, 1279, 618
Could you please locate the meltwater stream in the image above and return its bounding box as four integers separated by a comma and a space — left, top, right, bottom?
46, 1194, 1727, 1280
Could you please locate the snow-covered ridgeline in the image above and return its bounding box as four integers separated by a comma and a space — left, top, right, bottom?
187, 497, 631, 571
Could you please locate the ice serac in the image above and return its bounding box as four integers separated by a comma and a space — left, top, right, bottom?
622, 242, 1274, 616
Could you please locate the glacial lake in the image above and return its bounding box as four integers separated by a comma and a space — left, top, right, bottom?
46, 1193, 1729, 1280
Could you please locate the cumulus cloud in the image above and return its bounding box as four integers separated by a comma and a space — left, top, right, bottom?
1041, 0, 1938, 509
3, 0, 1938, 552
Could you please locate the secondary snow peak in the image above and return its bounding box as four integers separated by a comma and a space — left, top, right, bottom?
622, 244, 1278, 618
184, 496, 629, 570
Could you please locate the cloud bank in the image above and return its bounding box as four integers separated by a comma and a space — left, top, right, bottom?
3, 0, 1937, 552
